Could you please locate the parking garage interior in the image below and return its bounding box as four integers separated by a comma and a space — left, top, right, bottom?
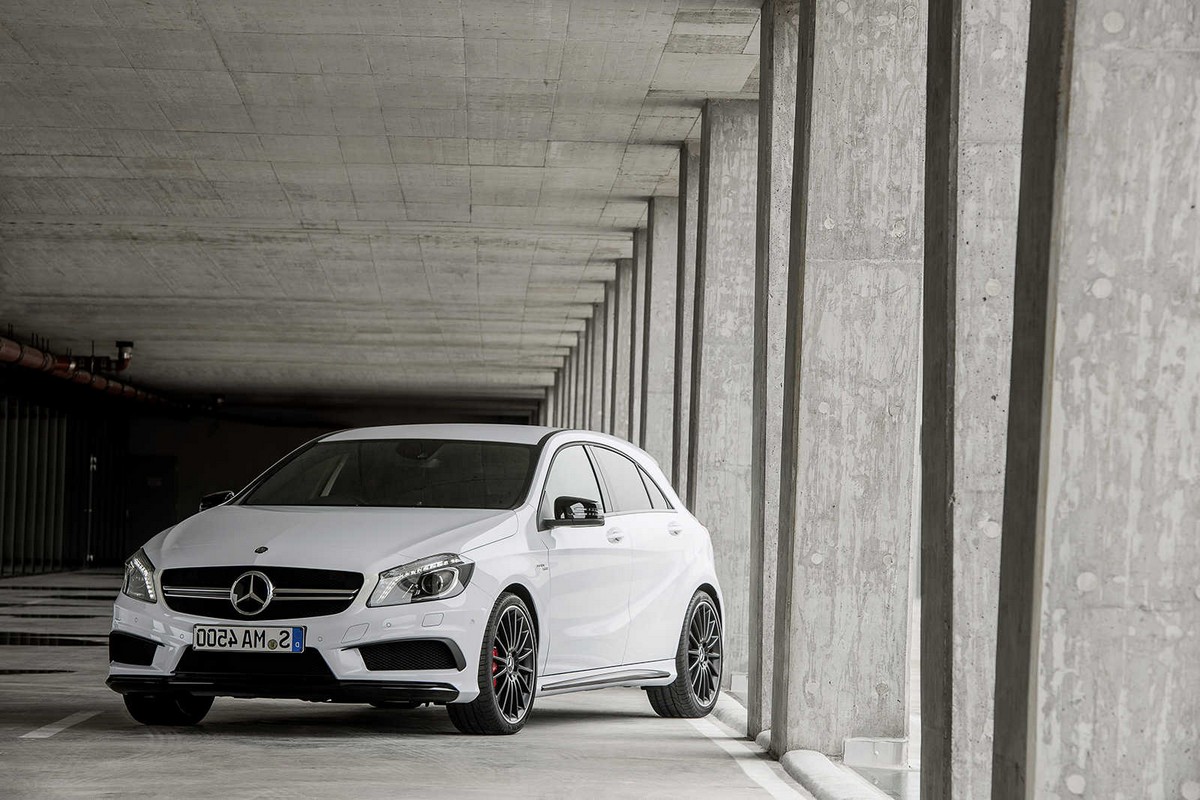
1, 1, 1197, 799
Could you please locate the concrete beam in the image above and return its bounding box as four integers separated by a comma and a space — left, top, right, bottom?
748, 0, 798, 741
673, 142, 701, 499
772, 0, 925, 757
688, 99, 758, 682
992, 1, 1200, 796
641, 196, 679, 469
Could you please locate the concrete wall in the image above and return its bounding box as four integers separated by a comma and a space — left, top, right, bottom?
688, 99, 758, 682
642, 196, 678, 470
772, 0, 925, 757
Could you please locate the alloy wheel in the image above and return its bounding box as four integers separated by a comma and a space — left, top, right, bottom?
490, 604, 536, 723
686, 599, 721, 706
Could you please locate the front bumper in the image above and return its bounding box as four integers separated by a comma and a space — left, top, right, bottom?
107, 582, 492, 704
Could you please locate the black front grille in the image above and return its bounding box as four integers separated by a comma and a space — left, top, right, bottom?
110, 632, 159, 666
160, 566, 363, 621
358, 639, 463, 671
174, 647, 335, 680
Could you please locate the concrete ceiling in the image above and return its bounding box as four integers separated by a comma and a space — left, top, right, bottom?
0, 0, 760, 404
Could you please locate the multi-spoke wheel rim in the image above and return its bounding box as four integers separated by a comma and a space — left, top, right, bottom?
686, 600, 721, 707
490, 605, 536, 723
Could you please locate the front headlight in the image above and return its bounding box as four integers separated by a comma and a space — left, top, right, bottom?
368, 553, 474, 607
122, 548, 157, 604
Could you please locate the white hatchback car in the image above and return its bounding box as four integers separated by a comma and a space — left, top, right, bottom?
107, 424, 724, 734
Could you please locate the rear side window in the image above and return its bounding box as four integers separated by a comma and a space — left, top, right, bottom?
640, 469, 671, 510
590, 447, 652, 513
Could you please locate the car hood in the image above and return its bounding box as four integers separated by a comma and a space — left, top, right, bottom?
144, 505, 518, 575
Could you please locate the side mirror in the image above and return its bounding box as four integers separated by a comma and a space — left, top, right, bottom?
199, 490, 235, 512
544, 496, 604, 528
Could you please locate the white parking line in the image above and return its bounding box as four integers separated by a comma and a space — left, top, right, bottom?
688, 715, 814, 799
20, 710, 101, 739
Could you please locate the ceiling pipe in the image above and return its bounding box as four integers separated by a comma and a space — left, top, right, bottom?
0, 335, 166, 404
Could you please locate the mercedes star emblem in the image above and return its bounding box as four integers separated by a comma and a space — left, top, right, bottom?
254, 546, 268, 554
229, 570, 274, 616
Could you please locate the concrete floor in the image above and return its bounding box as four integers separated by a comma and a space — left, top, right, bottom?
0, 571, 810, 800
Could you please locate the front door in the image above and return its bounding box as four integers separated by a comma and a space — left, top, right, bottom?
538, 444, 631, 675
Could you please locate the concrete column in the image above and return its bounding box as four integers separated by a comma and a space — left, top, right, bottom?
687, 99, 758, 682
748, 0, 798, 741
771, 0, 925, 758
921, 0, 1026, 794
574, 322, 588, 429
610, 259, 633, 438
673, 142, 701, 498
628, 229, 648, 444
590, 298, 607, 431
991, 2, 1200, 796
641, 196, 678, 468
603, 281, 618, 434
563, 350, 575, 428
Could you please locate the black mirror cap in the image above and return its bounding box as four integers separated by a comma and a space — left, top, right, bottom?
198, 490, 236, 512
545, 495, 604, 528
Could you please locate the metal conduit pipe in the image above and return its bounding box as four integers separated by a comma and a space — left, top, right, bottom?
0, 335, 165, 403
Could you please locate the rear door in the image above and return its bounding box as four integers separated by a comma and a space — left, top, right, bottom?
539, 444, 631, 675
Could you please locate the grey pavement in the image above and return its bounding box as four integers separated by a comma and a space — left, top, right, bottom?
0, 571, 808, 800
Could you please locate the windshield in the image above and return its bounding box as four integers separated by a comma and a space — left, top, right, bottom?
241, 439, 538, 510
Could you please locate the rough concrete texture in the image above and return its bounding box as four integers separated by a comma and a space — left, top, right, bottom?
674, 142, 702, 498
773, 0, 925, 758
748, 0, 798, 742
1022, 5, 1199, 797
688, 99, 758, 683
629, 229, 649, 444
611, 259, 633, 438
0, 571, 814, 800
642, 196, 679, 469
590, 297, 608, 431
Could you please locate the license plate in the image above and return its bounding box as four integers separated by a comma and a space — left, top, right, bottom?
193, 625, 305, 653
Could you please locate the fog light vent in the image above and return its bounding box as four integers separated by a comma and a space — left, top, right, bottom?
358, 639, 463, 671
109, 632, 159, 666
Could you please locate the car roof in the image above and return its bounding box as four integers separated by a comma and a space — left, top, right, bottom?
321, 423, 558, 445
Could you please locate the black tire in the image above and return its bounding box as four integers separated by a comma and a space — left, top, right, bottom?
123, 692, 214, 726
447, 592, 537, 735
647, 591, 722, 718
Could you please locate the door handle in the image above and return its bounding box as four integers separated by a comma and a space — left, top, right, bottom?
667, 524, 683, 536
606, 529, 624, 543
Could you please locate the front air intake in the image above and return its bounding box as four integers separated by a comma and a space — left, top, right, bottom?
357, 639, 464, 672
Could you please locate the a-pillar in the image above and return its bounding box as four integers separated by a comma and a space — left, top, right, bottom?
921, 0, 1026, 794
610, 259, 633, 436
641, 196, 678, 468
687, 99, 757, 682
771, 0, 925, 757
628, 229, 648, 444
991, 2, 1200, 796
673, 142, 700, 496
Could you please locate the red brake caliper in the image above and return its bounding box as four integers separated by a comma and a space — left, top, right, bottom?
492, 646, 499, 688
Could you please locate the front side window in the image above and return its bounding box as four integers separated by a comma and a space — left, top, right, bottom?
242, 439, 536, 510
590, 447, 652, 513
539, 445, 604, 520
